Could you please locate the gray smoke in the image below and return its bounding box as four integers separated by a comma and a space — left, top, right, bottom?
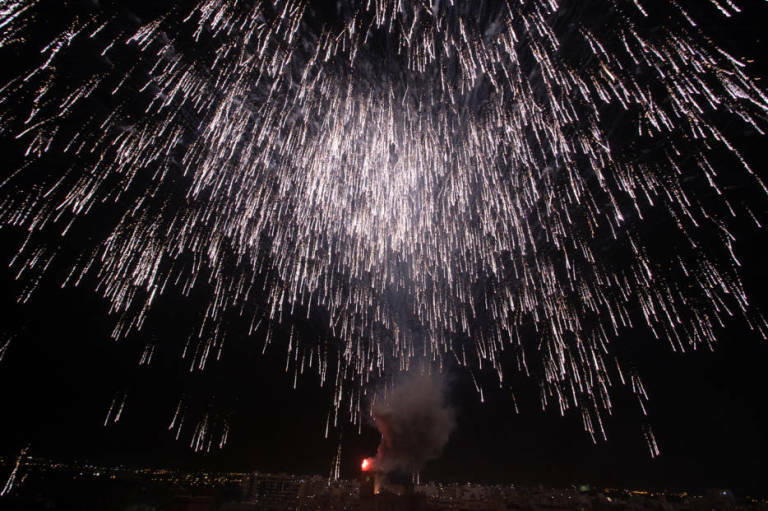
372, 374, 455, 474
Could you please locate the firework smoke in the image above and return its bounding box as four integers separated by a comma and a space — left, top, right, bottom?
371, 374, 455, 475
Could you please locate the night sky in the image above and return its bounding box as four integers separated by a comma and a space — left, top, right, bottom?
1, 0, 768, 497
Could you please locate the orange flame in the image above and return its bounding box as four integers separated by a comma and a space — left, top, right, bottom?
361, 458, 372, 471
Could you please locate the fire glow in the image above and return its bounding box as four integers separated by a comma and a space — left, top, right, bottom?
361, 458, 373, 471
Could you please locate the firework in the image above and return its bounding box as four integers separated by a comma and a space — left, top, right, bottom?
1, 0, 766, 455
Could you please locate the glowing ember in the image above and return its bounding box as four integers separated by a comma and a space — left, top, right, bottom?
361, 458, 373, 471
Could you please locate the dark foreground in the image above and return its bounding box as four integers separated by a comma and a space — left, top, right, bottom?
1, 459, 766, 511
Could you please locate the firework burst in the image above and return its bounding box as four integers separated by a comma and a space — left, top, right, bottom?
1, 0, 766, 455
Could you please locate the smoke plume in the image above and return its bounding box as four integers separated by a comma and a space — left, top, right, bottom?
372, 374, 455, 474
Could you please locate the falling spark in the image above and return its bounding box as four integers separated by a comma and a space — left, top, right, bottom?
330, 439, 342, 483
0, 334, 12, 363
1, 446, 28, 497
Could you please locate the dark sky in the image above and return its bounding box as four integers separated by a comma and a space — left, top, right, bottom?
1, 0, 768, 497
1, 266, 767, 493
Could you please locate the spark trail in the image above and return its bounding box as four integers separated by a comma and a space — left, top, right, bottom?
1, 0, 767, 454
